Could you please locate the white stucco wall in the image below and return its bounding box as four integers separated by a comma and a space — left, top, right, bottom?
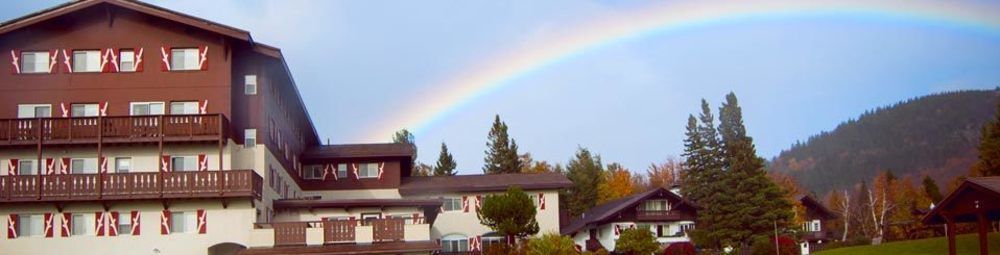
408, 189, 562, 241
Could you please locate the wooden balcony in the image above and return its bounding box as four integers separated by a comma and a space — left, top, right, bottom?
257, 218, 421, 247
636, 210, 684, 221
0, 170, 262, 203
802, 231, 830, 241
0, 114, 228, 146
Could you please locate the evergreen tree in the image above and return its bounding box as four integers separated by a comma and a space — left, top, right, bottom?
716, 92, 793, 247
921, 175, 943, 203
434, 142, 457, 176
974, 96, 1000, 176
566, 147, 604, 216
484, 115, 522, 174
477, 186, 540, 239
392, 129, 415, 144
682, 99, 727, 248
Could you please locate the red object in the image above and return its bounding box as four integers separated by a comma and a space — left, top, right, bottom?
663, 242, 696, 255
130, 211, 141, 235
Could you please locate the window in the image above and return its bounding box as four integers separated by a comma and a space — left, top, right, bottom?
72, 50, 101, 72
17, 104, 51, 118
443, 198, 462, 212
171, 156, 197, 172
170, 48, 199, 71
71, 213, 88, 236
71, 104, 99, 117
130, 102, 165, 115
119, 49, 135, 72
115, 158, 131, 173
442, 234, 469, 252
118, 213, 131, 236
643, 199, 670, 211
18, 160, 36, 175
71, 158, 97, 174
360, 213, 381, 226
244, 129, 257, 148
170, 212, 188, 234
17, 214, 43, 237
244, 75, 257, 95
304, 165, 322, 180
337, 164, 348, 179
357, 163, 379, 178
170, 101, 199, 115
20, 51, 50, 73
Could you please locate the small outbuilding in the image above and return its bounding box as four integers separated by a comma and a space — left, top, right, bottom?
921, 176, 1000, 255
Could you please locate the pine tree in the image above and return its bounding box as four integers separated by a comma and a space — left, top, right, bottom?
921, 175, 943, 204
484, 115, 522, 174
974, 96, 1000, 176
716, 92, 793, 247
682, 99, 727, 248
434, 142, 457, 176
566, 147, 603, 216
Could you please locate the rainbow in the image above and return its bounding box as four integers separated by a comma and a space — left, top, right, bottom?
365, 0, 1000, 141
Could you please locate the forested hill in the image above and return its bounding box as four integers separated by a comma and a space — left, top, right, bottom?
770, 90, 998, 194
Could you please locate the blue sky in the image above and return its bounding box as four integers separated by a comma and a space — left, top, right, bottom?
4, 1, 1000, 175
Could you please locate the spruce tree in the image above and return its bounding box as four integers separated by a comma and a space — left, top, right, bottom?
974, 96, 1000, 176
921, 175, 943, 203
484, 115, 522, 174
683, 99, 728, 248
566, 147, 604, 216
434, 142, 457, 176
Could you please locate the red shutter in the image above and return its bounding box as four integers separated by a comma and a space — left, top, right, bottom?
99, 156, 108, 174
7, 214, 18, 239
475, 195, 482, 211
411, 213, 421, 224
61, 213, 71, 237
161, 155, 171, 172
45, 158, 54, 175
43, 213, 53, 238
60, 157, 70, 174
538, 193, 546, 210
197, 154, 207, 171
462, 196, 469, 213
7, 159, 18, 176
352, 164, 359, 180
60, 103, 69, 118
160, 46, 171, 71
108, 211, 119, 236
98, 102, 108, 116
134, 48, 144, 72
48, 49, 58, 73
110, 48, 119, 72
197, 209, 206, 234
198, 46, 208, 70
61, 49, 73, 73
160, 210, 170, 235
9, 50, 20, 74
95, 212, 105, 236
198, 100, 208, 114
100, 48, 111, 73
130, 211, 140, 236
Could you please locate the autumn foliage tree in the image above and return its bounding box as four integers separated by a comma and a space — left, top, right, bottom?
598, 163, 635, 203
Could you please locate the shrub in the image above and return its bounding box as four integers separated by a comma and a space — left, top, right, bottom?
527, 232, 578, 255
662, 242, 696, 255
615, 228, 661, 255
484, 242, 523, 255
750, 235, 800, 255
583, 248, 610, 255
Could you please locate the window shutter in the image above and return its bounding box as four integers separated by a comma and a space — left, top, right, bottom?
61, 213, 71, 237
43, 213, 53, 238
538, 193, 545, 210
48, 49, 58, 73
60, 157, 70, 175
161, 155, 171, 172
7, 214, 18, 239
160, 210, 171, 235
134, 48, 144, 72
109, 48, 119, 72
377, 162, 384, 180
99, 156, 108, 174
61, 49, 73, 73
160, 46, 171, 71
462, 196, 469, 213
45, 158, 54, 175
352, 164, 359, 180
7, 159, 18, 176
95, 212, 105, 236
130, 211, 140, 236
475, 195, 482, 211
108, 211, 119, 236
198, 100, 208, 114
9, 50, 20, 74
60, 103, 69, 118
100, 48, 111, 73
198, 46, 208, 70
98, 102, 108, 116
196, 209, 206, 234
197, 154, 207, 171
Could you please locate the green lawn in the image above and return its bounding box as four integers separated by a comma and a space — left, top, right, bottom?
815, 233, 1000, 255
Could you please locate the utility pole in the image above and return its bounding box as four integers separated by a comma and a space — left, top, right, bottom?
774, 220, 780, 255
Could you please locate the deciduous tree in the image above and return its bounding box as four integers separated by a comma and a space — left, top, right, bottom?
598, 163, 635, 203
615, 228, 660, 255
526, 232, 577, 255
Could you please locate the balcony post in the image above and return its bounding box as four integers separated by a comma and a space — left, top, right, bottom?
97, 114, 103, 199
158, 115, 164, 198
219, 114, 224, 196
36, 118, 43, 200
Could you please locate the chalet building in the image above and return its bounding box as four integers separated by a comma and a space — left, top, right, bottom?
796, 195, 837, 254
562, 187, 697, 253
0, 1, 571, 254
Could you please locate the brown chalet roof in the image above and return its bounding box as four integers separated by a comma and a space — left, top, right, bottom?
797, 194, 838, 219
398, 172, 573, 195
302, 143, 416, 160
561, 187, 697, 235
922, 176, 1000, 225
273, 198, 442, 210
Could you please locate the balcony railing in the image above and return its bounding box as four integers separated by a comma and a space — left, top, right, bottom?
636, 210, 683, 221
0, 170, 262, 202
802, 231, 830, 241
257, 218, 417, 247
0, 114, 228, 146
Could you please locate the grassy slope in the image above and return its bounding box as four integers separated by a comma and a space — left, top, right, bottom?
815, 233, 1000, 255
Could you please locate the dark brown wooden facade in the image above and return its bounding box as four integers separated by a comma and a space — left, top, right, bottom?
922, 177, 1000, 255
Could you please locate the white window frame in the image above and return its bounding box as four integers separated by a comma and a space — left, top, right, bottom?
337, 164, 348, 179
71, 103, 99, 117
17, 159, 37, 175
303, 165, 323, 180
244, 129, 257, 148
643, 199, 670, 211
119, 49, 135, 72
129, 102, 165, 116
17, 104, 52, 118
115, 157, 131, 173
170, 48, 200, 71
442, 198, 462, 212
72, 50, 101, 73
70, 158, 97, 174
244, 75, 258, 95
71, 213, 89, 236
170, 211, 187, 234
442, 234, 470, 252
357, 163, 379, 178
16, 214, 43, 238
117, 213, 131, 236
20, 51, 50, 74
171, 156, 197, 172
169, 101, 199, 115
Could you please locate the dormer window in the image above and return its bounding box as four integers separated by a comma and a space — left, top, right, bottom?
642, 199, 670, 211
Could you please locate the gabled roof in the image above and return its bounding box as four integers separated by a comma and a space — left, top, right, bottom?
922, 176, 1000, 225
302, 143, 416, 160
798, 194, 838, 219
399, 172, 572, 195
561, 187, 697, 235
